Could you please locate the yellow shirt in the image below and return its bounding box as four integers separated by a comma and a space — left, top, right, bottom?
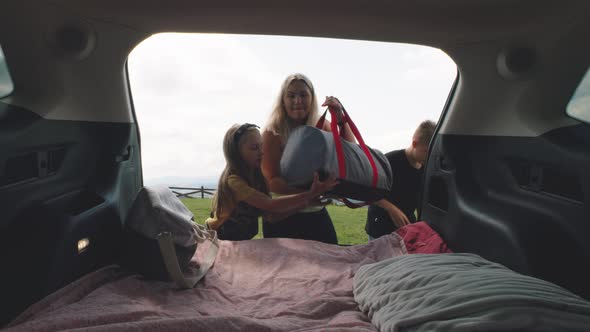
206, 175, 259, 230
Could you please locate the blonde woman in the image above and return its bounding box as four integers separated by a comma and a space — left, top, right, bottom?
261, 73, 355, 244
206, 123, 337, 241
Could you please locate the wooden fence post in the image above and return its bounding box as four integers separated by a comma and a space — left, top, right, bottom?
169, 186, 216, 198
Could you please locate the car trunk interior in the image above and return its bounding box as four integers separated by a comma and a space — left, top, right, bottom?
1, 0, 589, 326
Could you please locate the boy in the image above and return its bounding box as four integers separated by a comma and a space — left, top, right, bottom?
365, 120, 436, 240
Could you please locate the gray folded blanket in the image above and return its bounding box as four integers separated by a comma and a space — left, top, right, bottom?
353, 253, 590, 332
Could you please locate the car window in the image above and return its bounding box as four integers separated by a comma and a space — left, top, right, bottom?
566, 67, 590, 124
0, 45, 14, 98
127, 33, 457, 186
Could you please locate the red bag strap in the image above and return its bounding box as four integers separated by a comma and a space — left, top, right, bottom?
316, 108, 347, 179
341, 108, 379, 188
315, 110, 328, 130
316, 107, 379, 187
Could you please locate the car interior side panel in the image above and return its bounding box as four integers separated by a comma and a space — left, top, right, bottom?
422, 125, 590, 299
0, 102, 141, 325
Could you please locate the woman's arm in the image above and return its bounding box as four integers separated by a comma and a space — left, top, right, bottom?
321, 120, 356, 143
261, 130, 305, 194
321, 96, 356, 143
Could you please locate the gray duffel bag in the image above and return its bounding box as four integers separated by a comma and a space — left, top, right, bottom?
280, 108, 392, 207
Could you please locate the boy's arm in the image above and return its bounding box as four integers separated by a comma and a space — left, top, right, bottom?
375, 199, 410, 228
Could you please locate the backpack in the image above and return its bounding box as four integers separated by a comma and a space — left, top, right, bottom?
120, 186, 218, 288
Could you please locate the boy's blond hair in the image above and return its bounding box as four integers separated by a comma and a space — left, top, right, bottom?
413, 120, 436, 146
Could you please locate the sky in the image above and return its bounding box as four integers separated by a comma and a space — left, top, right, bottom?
0, 46, 14, 98
127, 33, 457, 187
567, 68, 590, 123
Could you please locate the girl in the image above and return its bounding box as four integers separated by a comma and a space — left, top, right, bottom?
206, 123, 338, 241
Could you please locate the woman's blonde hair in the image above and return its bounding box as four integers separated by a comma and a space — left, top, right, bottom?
211, 124, 268, 219
264, 73, 320, 143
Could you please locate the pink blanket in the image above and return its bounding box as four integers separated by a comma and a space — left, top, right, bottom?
5, 222, 448, 332
397, 221, 452, 254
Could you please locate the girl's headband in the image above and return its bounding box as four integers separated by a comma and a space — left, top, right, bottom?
234, 123, 259, 144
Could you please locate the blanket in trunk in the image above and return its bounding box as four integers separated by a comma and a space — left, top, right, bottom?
5, 222, 448, 332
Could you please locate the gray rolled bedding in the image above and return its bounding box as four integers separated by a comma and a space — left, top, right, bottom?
353, 253, 590, 332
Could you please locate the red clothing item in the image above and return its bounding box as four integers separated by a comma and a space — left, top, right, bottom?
396, 221, 452, 254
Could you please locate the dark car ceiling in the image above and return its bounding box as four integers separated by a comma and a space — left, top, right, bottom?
44, 0, 586, 47
1, 0, 588, 133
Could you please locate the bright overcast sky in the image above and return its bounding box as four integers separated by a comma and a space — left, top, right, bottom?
128, 33, 456, 186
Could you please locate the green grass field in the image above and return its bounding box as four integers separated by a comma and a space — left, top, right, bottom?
181, 198, 369, 245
